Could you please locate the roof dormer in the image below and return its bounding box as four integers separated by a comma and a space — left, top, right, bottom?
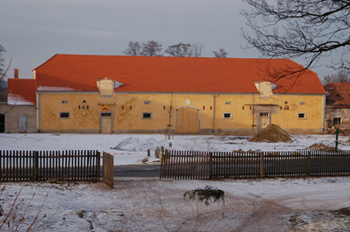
97, 78, 114, 97
255, 81, 273, 98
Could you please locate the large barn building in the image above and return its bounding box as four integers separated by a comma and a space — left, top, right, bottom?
4, 54, 327, 134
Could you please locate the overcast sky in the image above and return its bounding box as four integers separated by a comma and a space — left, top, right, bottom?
0, 0, 338, 80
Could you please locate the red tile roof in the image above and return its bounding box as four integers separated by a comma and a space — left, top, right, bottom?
325, 82, 350, 106
34, 54, 326, 94
8, 78, 36, 105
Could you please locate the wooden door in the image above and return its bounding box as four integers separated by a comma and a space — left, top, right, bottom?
258, 112, 270, 131
100, 113, 112, 134
0, 114, 4, 133
18, 117, 27, 133
176, 107, 199, 133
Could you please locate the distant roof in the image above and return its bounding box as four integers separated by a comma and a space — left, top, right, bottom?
33, 54, 326, 94
8, 79, 36, 105
325, 82, 350, 106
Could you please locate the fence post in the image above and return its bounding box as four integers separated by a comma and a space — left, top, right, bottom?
33, 151, 38, 181
159, 149, 166, 180
97, 151, 101, 181
260, 152, 264, 178
307, 151, 311, 176
209, 152, 213, 179
335, 128, 339, 152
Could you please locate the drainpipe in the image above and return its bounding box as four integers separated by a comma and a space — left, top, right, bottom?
37, 92, 41, 133
322, 94, 326, 133
212, 94, 215, 133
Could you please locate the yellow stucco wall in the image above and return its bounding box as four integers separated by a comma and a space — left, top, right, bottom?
38, 92, 325, 134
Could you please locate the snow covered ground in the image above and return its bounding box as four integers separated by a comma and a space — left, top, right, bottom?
1, 133, 350, 231
1, 133, 349, 165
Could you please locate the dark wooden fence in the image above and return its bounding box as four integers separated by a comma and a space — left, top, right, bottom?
0, 150, 101, 182
160, 150, 350, 179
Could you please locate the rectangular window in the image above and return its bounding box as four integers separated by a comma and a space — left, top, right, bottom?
101, 113, 112, 117
260, 112, 269, 117
144, 101, 151, 105
299, 102, 306, 105
298, 113, 306, 119
333, 117, 341, 125
223, 112, 232, 119
60, 112, 70, 118
225, 101, 231, 105
61, 100, 68, 104
142, 112, 152, 119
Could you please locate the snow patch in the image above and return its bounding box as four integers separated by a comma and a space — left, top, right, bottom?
37, 86, 75, 91
112, 137, 163, 152
7, 93, 35, 105
114, 81, 123, 89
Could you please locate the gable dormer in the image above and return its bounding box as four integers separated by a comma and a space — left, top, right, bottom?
255, 81, 272, 98
97, 78, 114, 97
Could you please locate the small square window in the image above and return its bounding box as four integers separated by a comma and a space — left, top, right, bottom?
260, 112, 269, 117
333, 117, 341, 125
299, 102, 306, 105
225, 101, 231, 105
298, 113, 306, 119
60, 112, 70, 118
142, 112, 152, 119
144, 101, 151, 105
223, 112, 232, 119
61, 100, 68, 104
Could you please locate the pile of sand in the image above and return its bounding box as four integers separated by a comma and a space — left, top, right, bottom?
249, 124, 293, 143
326, 128, 350, 136
306, 143, 338, 152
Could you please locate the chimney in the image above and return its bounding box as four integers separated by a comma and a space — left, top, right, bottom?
14, 69, 19, 79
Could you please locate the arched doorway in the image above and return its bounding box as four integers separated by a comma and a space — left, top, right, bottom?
176, 106, 200, 133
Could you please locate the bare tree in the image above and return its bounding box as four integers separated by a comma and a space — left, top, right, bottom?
0, 45, 10, 102
123, 41, 142, 56
165, 43, 203, 57
191, 44, 203, 57
323, 69, 350, 85
165, 43, 192, 57
0, 45, 6, 79
241, 0, 350, 79
141, 40, 162, 56
213, 48, 228, 58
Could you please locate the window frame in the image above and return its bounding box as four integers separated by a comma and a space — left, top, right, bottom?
298, 113, 306, 119
142, 112, 152, 119
144, 100, 151, 105
61, 100, 68, 104
59, 112, 70, 119
333, 117, 341, 125
225, 101, 231, 105
259, 112, 269, 117
223, 112, 232, 119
